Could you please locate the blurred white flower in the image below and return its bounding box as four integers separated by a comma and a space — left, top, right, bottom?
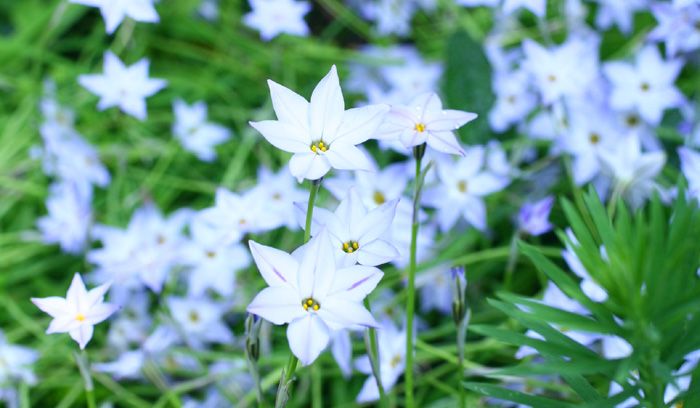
243, 0, 311, 41
603, 45, 684, 125
303, 188, 400, 267
247, 230, 383, 365
679, 146, 700, 201
0, 330, 39, 385
93, 350, 145, 380
69, 0, 159, 34
250, 66, 389, 181
517, 196, 554, 236
79, 52, 166, 121
249, 166, 307, 230
324, 161, 409, 210
379, 92, 476, 156
172, 99, 231, 162
168, 297, 234, 349
424, 146, 509, 231
649, 0, 700, 56
37, 181, 92, 254
598, 134, 666, 209
31, 273, 118, 349
355, 320, 407, 403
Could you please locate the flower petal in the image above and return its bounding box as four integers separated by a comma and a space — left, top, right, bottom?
329, 265, 383, 302
287, 314, 331, 366
31, 297, 70, 318
425, 109, 477, 131
357, 240, 399, 266
84, 303, 118, 325
330, 104, 390, 145
309, 65, 344, 141
298, 229, 336, 298
69, 324, 94, 350
426, 130, 465, 156
66, 273, 88, 311
249, 120, 310, 153
268, 79, 310, 131
324, 143, 373, 172
248, 240, 299, 287
355, 199, 398, 244
289, 153, 331, 182
247, 286, 305, 325
318, 298, 379, 330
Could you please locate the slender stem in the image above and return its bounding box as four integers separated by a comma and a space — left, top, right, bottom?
73, 350, 96, 408
405, 145, 426, 408
275, 178, 322, 408
311, 364, 322, 408
363, 298, 387, 406
504, 230, 521, 290
456, 309, 471, 408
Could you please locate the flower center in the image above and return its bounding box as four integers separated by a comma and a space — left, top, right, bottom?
640, 82, 650, 92
625, 114, 640, 128
342, 240, 360, 254
390, 354, 402, 368
457, 180, 468, 193
310, 140, 328, 154
302, 297, 320, 312
206, 251, 216, 259
589, 132, 600, 145
414, 123, 426, 133
75, 313, 86, 322
373, 191, 386, 205
189, 310, 200, 323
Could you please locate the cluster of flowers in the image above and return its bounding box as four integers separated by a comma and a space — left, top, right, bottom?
5, 0, 698, 406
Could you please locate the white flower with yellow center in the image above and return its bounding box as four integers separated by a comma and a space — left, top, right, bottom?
31, 273, 118, 349
379, 92, 477, 156
250, 65, 390, 182
246, 229, 383, 365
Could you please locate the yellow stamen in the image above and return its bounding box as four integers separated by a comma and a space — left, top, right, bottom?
302, 298, 320, 312
312, 304, 319, 311
373, 191, 386, 205
306, 299, 314, 306
589, 133, 600, 145
76, 313, 86, 322
352, 242, 359, 250
342, 240, 359, 254
310, 140, 328, 154
414, 123, 426, 133
457, 180, 468, 193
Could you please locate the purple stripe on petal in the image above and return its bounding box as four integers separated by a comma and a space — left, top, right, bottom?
273, 267, 286, 283
349, 275, 372, 291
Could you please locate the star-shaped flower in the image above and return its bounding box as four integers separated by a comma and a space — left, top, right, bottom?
246, 230, 383, 365
79, 52, 167, 121
172, 99, 231, 162
243, 0, 311, 41
250, 66, 390, 182
379, 92, 477, 156
31, 273, 118, 349
69, 0, 159, 35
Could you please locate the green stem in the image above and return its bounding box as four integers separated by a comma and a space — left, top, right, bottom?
73, 350, 96, 408
504, 230, 521, 290
456, 309, 471, 408
363, 298, 388, 407
275, 178, 322, 408
405, 144, 426, 408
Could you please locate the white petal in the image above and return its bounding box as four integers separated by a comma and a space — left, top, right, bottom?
125, 1, 160, 23
425, 109, 477, 132
249, 240, 299, 287
426, 130, 465, 156
309, 66, 344, 141
66, 273, 88, 311
47, 316, 81, 334
69, 324, 94, 350
331, 104, 389, 144
84, 303, 118, 325
463, 197, 487, 231
297, 229, 336, 298
331, 330, 353, 378
31, 297, 70, 318
289, 153, 331, 182
247, 286, 305, 325
329, 265, 383, 302
249, 120, 310, 153
268, 79, 310, 131
357, 240, 399, 266
287, 315, 331, 366
319, 298, 379, 330
356, 199, 398, 243
356, 376, 380, 403
324, 143, 373, 171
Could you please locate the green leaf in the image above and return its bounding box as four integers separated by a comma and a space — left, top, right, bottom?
463, 382, 576, 408
442, 30, 494, 144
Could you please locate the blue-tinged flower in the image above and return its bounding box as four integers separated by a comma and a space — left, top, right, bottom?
69, 0, 159, 34
517, 196, 554, 236
243, 0, 310, 41
489, 68, 537, 133
172, 99, 231, 162
246, 230, 383, 365
0, 330, 39, 385
603, 45, 684, 126
79, 52, 166, 121
37, 181, 92, 254
679, 146, 700, 201
649, 0, 700, 56
593, 0, 646, 34
250, 66, 389, 182
31, 273, 119, 349
355, 320, 407, 403
168, 297, 234, 349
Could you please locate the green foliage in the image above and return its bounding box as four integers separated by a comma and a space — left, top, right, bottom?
467, 190, 700, 407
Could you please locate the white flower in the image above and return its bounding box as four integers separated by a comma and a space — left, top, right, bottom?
243, 0, 311, 41
31, 273, 118, 349
303, 188, 400, 267
246, 230, 383, 365
379, 92, 476, 156
168, 297, 234, 349
172, 99, 231, 162
0, 331, 39, 385
79, 52, 167, 121
598, 134, 666, 209
69, 0, 159, 34
37, 182, 92, 254
250, 65, 389, 182
355, 320, 407, 403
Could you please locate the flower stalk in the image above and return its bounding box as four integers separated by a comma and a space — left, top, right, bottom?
73, 350, 96, 408
275, 177, 322, 408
